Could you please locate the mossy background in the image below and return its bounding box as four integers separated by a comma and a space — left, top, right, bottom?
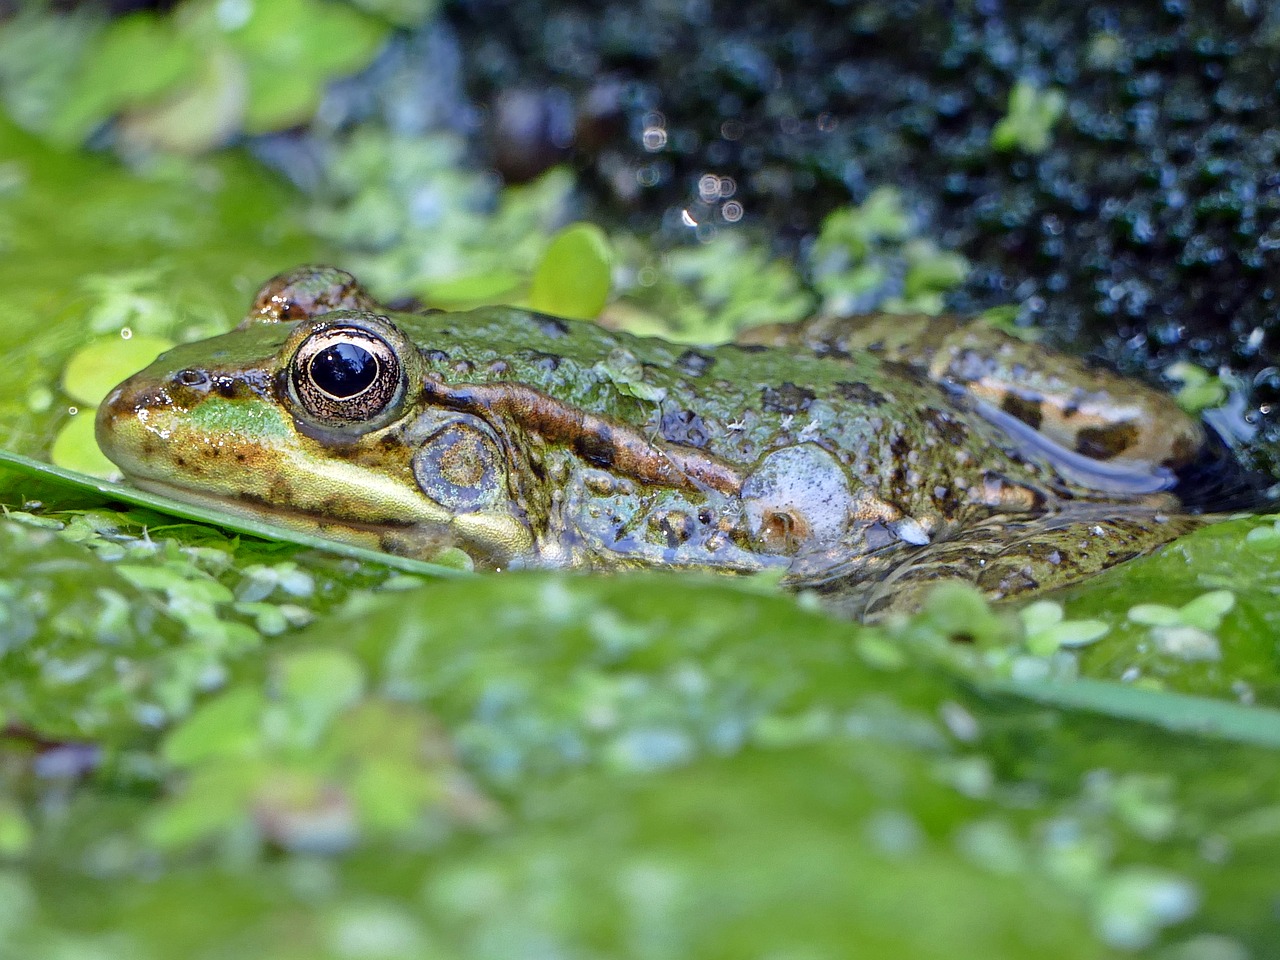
0, 2, 1279, 957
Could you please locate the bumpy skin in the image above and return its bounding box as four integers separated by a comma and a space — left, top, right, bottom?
96, 266, 1206, 617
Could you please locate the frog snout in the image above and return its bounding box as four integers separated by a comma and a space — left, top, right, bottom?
97, 375, 172, 426
94, 371, 177, 459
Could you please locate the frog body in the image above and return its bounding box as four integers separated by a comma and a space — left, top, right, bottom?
96, 266, 1210, 616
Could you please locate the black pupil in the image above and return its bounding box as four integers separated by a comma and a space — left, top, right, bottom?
311, 342, 378, 398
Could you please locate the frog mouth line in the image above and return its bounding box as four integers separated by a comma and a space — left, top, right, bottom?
121, 474, 447, 546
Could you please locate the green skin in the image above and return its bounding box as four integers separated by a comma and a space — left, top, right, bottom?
96, 267, 1207, 617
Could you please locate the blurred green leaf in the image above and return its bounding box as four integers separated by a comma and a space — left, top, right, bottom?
810, 188, 968, 315
48, 12, 199, 144
528, 223, 613, 320
231, 0, 389, 133
991, 81, 1067, 154
346, 0, 439, 27
163, 686, 267, 767
48, 411, 115, 477
61, 334, 174, 407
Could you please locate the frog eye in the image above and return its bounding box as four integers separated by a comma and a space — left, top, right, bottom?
291, 324, 404, 425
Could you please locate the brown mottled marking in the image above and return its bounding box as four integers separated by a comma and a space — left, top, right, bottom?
979, 471, 1046, 511
421, 381, 742, 495
1076, 422, 1141, 461
577, 428, 618, 468
921, 407, 968, 445
756, 508, 808, 555
1000, 392, 1043, 430
1170, 434, 1197, 466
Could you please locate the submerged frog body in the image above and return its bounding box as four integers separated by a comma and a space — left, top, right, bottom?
97, 266, 1214, 617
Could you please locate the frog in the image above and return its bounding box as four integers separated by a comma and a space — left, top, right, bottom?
95, 265, 1217, 618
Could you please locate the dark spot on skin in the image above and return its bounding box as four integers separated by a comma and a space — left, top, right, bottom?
675, 349, 715, 377
931, 483, 962, 516
921, 407, 968, 446
1076, 422, 1140, 461
174, 456, 186, 467
1000, 393, 1044, 430
235, 453, 246, 463
660, 408, 712, 448
834, 381, 887, 407
578, 429, 618, 468
760, 382, 815, 415
813, 344, 852, 360
996, 568, 1039, 595
1025, 542, 1064, 562
734, 343, 770, 354
758, 509, 804, 554
885, 431, 913, 497
981, 471, 1047, 511
653, 511, 695, 549
213, 378, 238, 399
534, 315, 570, 339
524, 350, 562, 372
423, 349, 450, 363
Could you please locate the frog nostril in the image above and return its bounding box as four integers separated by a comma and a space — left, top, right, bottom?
175, 369, 208, 387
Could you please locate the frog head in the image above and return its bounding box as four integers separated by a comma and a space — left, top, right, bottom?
96, 308, 541, 567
